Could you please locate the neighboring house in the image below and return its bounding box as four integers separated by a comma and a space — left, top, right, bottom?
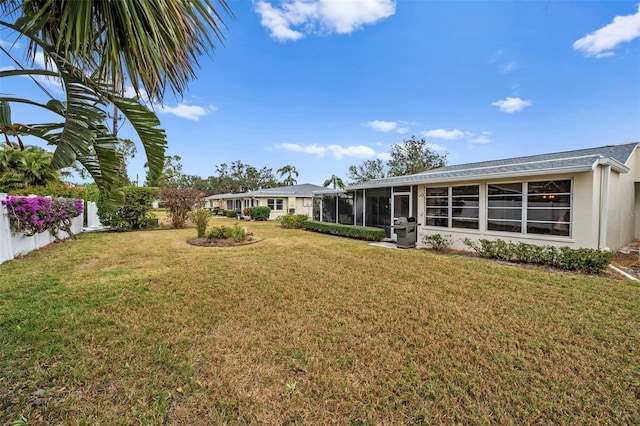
314, 142, 640, 251
205, 183, 325, 220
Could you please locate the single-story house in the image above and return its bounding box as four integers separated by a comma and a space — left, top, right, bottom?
313, 142, 640, 251
205, 183, 326, 220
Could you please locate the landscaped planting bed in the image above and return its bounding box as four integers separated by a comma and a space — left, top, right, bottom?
1, 219, 639, 424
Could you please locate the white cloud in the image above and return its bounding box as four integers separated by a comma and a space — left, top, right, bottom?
422, 128, 465, 140
377, 152, 391, 161
366, 120, 397, 132
470, 136, 491, 144
255, 0, 396, 41
491, 97, 532, 113
0, 38, 22, 49
426, 142, 447, 152
366, 119, 411, 134
155, 103, 215, 121
574, 5, 640, 58
499, 61, 518, 73
278, 142, 376, 159
0, 65, 15, 72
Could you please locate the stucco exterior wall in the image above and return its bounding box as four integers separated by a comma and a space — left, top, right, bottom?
613, 147, 639, 249
416, 172, 601, 251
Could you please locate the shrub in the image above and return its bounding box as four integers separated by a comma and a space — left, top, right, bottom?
190, 208, 210, 238
206, 223, 249, 242
462, 238, 612, 274
1, 195, 83, 241
160, 188, 205, 229
277, 214, 308, 229
302, 221, 385, 241
422, 233, 453, 251
249, 206, 271, 221
206, 226, 225, 239
225, 223, 249, 242
97, 186, 158, 231
225, 210, 236, 218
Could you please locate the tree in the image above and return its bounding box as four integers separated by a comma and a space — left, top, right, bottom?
160, 187, 205, 229
0, 145, 62, 190
323, 174, 345, 189
146, 155, 183, 187
0, 0, 232, 207
347, 159, 386, 184
387, 136, 447, 177
277, 165, 299, 186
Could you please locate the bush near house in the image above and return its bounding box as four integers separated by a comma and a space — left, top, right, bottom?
303, 220, 386, 241
224, 209, 236, 218
463, 238, 613, 274
249, 206, 271, 221
277, 214, 308, 229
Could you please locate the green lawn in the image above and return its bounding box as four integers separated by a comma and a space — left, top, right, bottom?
1, 219, 639, 424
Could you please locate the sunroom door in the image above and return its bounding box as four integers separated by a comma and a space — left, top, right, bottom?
391, 193, 410, 240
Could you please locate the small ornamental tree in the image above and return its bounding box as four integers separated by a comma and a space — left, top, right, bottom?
1, 195, 83, 241
97, 186, 159, 231
161, 188, 205, 228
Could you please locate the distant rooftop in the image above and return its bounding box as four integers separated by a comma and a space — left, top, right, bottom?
206, 183, 326, 199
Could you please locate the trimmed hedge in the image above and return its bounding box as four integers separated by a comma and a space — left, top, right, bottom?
303, 221, 386, 241
249, 206, 271, 221
277, 214, 309, 229
225, 209, 236, 218
463, 238, 613, 274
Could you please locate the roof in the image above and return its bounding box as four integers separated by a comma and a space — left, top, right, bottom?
206, 183, 326, 200
347, 142, 638, 190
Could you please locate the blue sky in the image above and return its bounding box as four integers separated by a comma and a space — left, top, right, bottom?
2, 0, 640, 186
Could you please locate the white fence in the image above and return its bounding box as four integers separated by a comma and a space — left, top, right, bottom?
0, 193, 101, 265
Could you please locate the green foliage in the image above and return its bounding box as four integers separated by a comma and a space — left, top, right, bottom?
206, 226, 225, 239
386, 135, 448, 177
249, 206, 271, 221
7, 180, 88, 200
422, 233, 453, 251
206, 223, 249, 242
347, 158, 386, 184
191, 208, 210, 238
160, 187, 205, 229
462, 238, 612, 274
97, 186, 158, 231
225, 209, 236, 218
0, 145, 62, 191
277, 214, 309, 229
303, 220, 386, 241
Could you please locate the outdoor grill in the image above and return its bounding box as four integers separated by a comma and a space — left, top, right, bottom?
393, 217, 418, 249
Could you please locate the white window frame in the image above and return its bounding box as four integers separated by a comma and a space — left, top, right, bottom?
486, 179, 572, 237
267, 198, 284, 211
425, 185, 480, 229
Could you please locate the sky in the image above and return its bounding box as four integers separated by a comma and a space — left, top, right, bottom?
1, 0, 640, 186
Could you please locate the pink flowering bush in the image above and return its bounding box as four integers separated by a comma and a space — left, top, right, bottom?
2, 195, 83, 241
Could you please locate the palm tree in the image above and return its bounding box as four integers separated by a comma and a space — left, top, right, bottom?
0, 145, 61, 190
0, 0, 232, 207
277, 165, 299, 186
323, 174, 345, 189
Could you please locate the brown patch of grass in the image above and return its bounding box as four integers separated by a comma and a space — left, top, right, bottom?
1, 218, 639, 424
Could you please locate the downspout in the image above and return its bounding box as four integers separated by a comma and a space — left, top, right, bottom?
362, 189, 366, 226
599, 164, 611, 251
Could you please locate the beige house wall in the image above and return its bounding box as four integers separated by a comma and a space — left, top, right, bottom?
416, 172, 606, 251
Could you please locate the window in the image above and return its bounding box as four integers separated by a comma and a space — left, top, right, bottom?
487, 183, 523, 232
425, 185, 479, 229
267, 198, 283, 211
487, 180, 571, 237
527, 180, 571, 236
